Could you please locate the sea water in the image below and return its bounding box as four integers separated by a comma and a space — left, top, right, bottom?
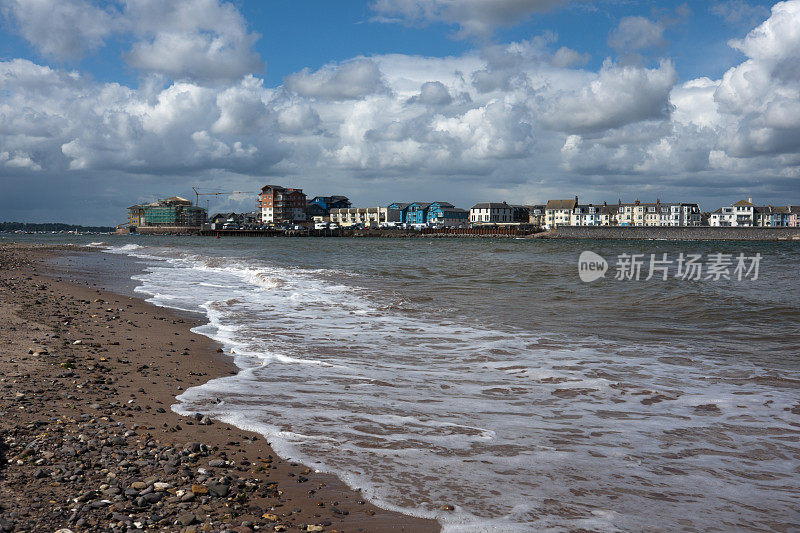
42, 235, 800, 531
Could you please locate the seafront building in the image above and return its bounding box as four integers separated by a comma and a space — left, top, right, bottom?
387, 201, 469, 227
127, 196, 207, 228
469, 202, 515, 224
126, 188, 800, 232
328, 207, 401, 227
208, 212, 260, 229
427, 203, 469, 227
709, 198, 798, 227
544, 198, 578, 229
258, 185, 307, 225
307, 196, 351, 219
527, 205, 546, 227
540, 197, 702, 229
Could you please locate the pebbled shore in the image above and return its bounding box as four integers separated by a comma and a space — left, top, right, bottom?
0, 243, 439, 533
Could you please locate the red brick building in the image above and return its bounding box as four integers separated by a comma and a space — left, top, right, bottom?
257, 185, 307, 224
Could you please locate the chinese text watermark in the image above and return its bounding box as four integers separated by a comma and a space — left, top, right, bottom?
578, 251, 761, 282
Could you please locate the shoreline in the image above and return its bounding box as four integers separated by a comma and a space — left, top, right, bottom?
0, 243, 439, 532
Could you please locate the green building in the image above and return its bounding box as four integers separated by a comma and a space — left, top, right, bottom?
128, 196, 207, 227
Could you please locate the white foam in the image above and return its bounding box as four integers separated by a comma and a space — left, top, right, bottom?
106, 242, 800, 531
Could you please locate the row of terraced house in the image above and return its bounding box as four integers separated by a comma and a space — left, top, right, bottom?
129, 186, 800, 231
533, 197, 703, 229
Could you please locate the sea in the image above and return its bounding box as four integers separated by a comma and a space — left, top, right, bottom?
9, 234, 800, 531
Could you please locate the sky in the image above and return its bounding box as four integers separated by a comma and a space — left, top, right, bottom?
0, 0, 798, 224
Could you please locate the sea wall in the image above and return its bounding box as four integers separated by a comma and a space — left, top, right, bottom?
549, 226, 800, 241
134, 225, 200, 235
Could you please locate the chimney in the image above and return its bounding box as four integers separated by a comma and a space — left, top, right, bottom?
748, 196, 752, 203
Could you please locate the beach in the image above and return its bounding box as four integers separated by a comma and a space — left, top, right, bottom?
0, 242, 438, 533
2, 235, 798, 532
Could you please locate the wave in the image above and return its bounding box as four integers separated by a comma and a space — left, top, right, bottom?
102, 241, 800, 532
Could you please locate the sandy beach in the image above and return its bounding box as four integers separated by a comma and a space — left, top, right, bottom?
0, 243, 438, 533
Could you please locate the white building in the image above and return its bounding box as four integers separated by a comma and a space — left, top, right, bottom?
544, 198, 578, 229
659, 203, 702, 226
469, 202, 513, 224
569, 204, 602, 226
710, 198, 755, 226
329, 207, 401, 227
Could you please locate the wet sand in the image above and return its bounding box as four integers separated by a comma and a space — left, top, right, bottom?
0, 243, 439, 532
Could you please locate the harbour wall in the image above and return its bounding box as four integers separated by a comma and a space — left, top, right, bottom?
547, 226, 800, 241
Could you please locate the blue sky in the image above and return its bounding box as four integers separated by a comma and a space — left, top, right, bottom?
0, 0, 797, 224
0, 0, 772, 86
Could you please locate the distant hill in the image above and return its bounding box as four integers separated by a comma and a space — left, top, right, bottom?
0, 222, 115, 233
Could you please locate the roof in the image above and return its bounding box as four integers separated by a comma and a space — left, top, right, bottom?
545, 199, 578, 210
733, 199, 754, 207
389, 202, 411, 209
429, 201, 455, 208
471, 202, 510, 209
165, 196, 191, 204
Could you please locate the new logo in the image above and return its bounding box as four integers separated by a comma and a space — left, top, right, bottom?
578, 251, 608, 282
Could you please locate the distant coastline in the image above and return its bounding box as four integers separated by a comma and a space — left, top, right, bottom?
125, 225, 800, 241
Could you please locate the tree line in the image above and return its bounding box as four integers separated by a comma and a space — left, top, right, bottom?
0, 222, 115, 232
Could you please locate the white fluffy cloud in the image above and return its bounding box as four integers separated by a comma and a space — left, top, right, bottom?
545, 60, 678, 133
1, 0, 262, 82
285, 60, 391, 100
370, 0, 575, 38
124, 0, 262, 81
1, 0, 800, 223
714, 0, 800, 156
0, 0, 118, 60
608, 16, 667, 53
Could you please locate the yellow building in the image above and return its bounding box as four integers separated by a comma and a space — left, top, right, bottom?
127, 204, 146, 227
544, 197, 578, 229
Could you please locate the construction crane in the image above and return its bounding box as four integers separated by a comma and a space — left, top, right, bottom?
191, 187, 257, 206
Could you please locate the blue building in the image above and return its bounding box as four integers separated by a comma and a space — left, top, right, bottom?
308, 195, 351, 216
388, 201, 467, 226
387, 202, 412, 224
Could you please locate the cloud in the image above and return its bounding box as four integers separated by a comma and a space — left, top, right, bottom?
285, 60, 391, 100
124, 0, 262, 82
2, 3, 800, 223
408, 81, 453, 105
0, 59, 283, 178
370, 0, 575, 38
713, 0, 800, 157
0, 0, 119, 60
551, 46, 590, 68
608, 16, 667, 53
711, 1, 771, 26
544, 60, 678, 133
1, 0, 262, 82
276, 103, 321, 134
